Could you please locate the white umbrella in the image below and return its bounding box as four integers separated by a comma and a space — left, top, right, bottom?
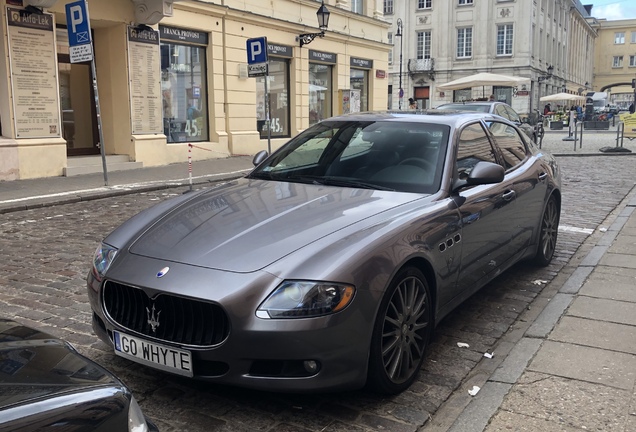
437, 72, 529, 91
539, 92, 586, 102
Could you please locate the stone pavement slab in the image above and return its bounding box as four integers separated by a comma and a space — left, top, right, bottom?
486, 410, 581, 432
567, 296, 636, 326
548, 316, 636, 355
493, 372, 632, 431
578, 266, 636, 302
528, 341, 636, 391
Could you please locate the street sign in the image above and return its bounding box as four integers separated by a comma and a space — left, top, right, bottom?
65, 0, 93, 63
248, 63, 268, 77
246, 37, 268, 64
246, 37, 268, 78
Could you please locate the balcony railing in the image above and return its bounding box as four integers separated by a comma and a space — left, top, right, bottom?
408, 58, 435, 72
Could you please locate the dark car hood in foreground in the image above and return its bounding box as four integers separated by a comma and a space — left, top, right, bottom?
0, 319, 117, 409
128, 178, 425, 272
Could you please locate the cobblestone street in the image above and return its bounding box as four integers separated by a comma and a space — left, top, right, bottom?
1, 156, 634, 431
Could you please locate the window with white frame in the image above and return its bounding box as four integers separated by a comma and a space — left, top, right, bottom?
458, 0, 473, 5
629, 55, 636, 67
384, 0, 393, 15
612, 56, 623, 67
416, 31, 431, 59
352, 0, 363, 14
457, 27, 472, 58
418, 0, 432, 9
631, 31, 636, 43
388, 32, 393, 64
497, 24, 514, 56
614, 32, 625, 44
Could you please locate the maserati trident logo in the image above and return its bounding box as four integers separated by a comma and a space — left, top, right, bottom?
146, 304, 161, 333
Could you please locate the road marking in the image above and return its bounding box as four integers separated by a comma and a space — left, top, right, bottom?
559, 225, 594, 235
0, 169, 250, 205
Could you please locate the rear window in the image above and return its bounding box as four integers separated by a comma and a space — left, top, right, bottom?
439, 104, 489, 113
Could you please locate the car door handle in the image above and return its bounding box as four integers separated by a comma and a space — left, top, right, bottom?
502, 190, 516, 201
538, 172, 548, 181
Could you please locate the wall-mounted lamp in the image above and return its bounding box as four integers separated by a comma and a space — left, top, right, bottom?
537, 64, 554, 82
297, 1, 330, 47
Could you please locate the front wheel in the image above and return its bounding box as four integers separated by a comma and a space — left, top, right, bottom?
367, 267, 432, 394
533, 195, 560, 266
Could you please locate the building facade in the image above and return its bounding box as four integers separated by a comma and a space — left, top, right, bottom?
0, 0, 390, 180
592, 18, 636, 110
385, 0, 597, 116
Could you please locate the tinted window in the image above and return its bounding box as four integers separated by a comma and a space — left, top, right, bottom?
503, 105, 521, 123
251, 120, 450, 194
456, 122, 497, 179
487, 121, 528, 169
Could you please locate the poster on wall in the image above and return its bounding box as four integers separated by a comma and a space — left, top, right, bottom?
127, 26, 162, 135
6, 7, 61, 139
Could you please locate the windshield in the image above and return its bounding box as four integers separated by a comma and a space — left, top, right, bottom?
249, 120, 450, 194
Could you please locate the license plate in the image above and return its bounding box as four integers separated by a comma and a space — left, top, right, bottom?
113, 331, 193, 377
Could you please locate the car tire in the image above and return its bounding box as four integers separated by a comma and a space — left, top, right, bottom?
533, 195, 560, 266
367, 267, 432, 394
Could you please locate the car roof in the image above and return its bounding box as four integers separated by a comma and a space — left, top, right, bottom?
322, 110, 502, 127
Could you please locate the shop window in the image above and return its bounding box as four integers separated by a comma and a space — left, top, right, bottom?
257, 58, 290, 139
161, 42, 208, 143
309, 63, 333, 125
350, 69, 369, 112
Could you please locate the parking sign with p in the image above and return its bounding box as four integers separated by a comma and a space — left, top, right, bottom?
65, 0, 93, 63
246, 37, 268, 77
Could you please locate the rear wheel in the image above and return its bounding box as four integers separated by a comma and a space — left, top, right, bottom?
368, 267, 432, 394
533, 195, 560, 266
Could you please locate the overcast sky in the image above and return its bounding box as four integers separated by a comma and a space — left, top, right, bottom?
588, 0, 636, 20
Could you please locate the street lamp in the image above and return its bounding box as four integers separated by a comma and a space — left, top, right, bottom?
396, 18, 404, 109
297, 1, 330, 47
537, 64, 554, 82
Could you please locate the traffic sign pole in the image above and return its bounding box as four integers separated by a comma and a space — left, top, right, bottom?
246, 37, 271, 154
66, 0, 108, 185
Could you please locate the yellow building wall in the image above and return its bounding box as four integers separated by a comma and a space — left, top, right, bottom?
0, 0, 389, 180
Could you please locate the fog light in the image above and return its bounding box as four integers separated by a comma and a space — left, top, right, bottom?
303, 360, 319, 374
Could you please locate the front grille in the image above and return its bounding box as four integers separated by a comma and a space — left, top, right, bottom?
103, 281, 229, 346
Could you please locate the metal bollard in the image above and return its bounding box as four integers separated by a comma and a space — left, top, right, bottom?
574, 121, 584, 151
616, 122, 624, 148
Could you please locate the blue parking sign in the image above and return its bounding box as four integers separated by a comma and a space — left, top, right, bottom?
246, 37, 268, 64
65, 0, 92, 47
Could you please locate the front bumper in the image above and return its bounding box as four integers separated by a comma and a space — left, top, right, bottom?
87, 256, 376, 393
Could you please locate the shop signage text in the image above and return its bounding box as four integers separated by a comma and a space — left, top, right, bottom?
309, 50, 337, 64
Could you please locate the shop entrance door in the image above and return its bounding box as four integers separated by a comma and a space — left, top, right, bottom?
57, 28, 99, 156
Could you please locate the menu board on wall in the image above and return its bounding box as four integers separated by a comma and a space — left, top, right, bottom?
6, 7, 61, 139
127, 26, 162, 134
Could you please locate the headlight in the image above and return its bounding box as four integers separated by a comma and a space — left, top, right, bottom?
92, 242, 118, 279
256, 281, 355, 319
128, 396, 149, 432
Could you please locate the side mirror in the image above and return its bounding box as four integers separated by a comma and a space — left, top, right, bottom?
252, 150, 269, 167
452, 161, 504, 193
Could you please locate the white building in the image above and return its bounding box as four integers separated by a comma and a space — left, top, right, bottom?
384, 0, 597, 115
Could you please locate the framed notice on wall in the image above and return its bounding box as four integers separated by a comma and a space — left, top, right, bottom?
6, 7, 61, 139
127, 26, 162, 135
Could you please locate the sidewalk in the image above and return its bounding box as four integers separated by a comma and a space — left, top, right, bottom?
436, 188, 636, 432
0, 155, 255, 214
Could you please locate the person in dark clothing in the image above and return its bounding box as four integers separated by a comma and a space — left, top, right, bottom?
544, 103, 551, 115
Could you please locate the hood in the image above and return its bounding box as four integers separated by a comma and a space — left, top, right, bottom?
0, 319, 116, 409
127, 178, 423, 272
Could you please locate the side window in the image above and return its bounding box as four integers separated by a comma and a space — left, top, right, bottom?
487, 121, 528, 169
504, 106, 521, 123
456, 123, 498, 179
494, 104, 509, 120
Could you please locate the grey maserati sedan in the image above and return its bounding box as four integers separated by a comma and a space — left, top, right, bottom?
87, 111, 561, 394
